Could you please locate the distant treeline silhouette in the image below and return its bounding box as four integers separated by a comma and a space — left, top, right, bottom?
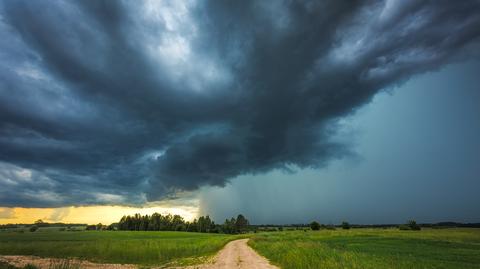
116, 213, 249, 234
0, 219, 87, 229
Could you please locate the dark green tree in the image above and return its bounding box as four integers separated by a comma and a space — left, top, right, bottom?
408, 220, 421, 230
235, 214, 249, 233
310, 221, 320, 231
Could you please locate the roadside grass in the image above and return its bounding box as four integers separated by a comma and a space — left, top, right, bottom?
249, 228, 480, 269
0, 231, 244, 266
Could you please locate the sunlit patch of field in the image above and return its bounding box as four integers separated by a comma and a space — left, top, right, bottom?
248, 228, 480, 269
0, 231, 243, 266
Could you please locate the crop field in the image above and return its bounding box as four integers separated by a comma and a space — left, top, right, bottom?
248, 228, 480, 269
0, 230, 243, 266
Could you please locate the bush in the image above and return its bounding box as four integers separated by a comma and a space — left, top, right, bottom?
399, 220, 421, 231
310, 221, 320, 231
29, 226, 38, 232
408, 220, 421, 230
341, 221, 351, 230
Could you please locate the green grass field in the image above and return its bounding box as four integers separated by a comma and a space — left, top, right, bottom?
1, 228, 479, 268
248, 228, 480, 269
0, 230, 242, 266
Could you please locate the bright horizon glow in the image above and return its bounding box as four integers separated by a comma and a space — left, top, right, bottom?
0, 205, 199, 225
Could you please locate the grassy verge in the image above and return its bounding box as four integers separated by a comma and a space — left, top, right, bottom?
0, 231, 243, 266
248, 228, 480, 269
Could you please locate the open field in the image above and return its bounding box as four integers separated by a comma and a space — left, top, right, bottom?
249, 228, 480, 269
1, 228, 480, 268
0, 231, 244, 266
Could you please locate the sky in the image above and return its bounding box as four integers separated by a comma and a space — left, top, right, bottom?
0, 1, 479, 225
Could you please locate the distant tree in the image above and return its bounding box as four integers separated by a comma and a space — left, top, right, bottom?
310, 221, 320, 231
187, 219, 198, 232
116, 212, 248, 234
222, 217, 238, 234
341, 221, 351, 230
140, 215, 149, 231
204, 215, 215, 232
222, 219, 232, 234
34, 219, 48, 227
172, 215, 185, 231
326, 225, 336, 230
235, 214, 249, 233
107, 223, 118, 230
398, 220, 421, 231
408, 220, 421, 231
197, 216, 206, 232
86, 225, 97, 230
230, 217, 237, 232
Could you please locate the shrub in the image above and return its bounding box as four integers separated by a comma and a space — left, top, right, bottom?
341, 221, 351, 230
399, 220, 421, 231
29, 226, 38, 232
408, 220, 421, 230
310, 221, 320, 231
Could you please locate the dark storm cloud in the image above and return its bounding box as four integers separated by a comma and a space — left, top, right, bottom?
0, 0, 479, 206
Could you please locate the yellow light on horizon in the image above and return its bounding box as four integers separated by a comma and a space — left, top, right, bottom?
0, 205, 198, 225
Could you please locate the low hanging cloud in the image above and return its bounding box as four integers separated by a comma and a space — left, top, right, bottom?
0, 0, 479, 207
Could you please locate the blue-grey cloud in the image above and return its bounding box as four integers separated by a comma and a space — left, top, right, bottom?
0, 0, 479, 206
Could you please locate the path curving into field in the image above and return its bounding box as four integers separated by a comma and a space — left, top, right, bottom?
177, 238, 279, 269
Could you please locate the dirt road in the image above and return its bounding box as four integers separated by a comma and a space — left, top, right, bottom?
178, 239, 279, 269
0, 239, 279, 269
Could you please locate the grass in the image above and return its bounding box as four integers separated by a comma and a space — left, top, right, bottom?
0, 230, 243, 266
249, 228, 480, 269
2, 228, 479, 268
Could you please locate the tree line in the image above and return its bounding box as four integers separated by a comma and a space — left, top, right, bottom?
116, 213, 249, 234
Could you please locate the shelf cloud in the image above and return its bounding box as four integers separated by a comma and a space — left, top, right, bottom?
0, 0, 479, 207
